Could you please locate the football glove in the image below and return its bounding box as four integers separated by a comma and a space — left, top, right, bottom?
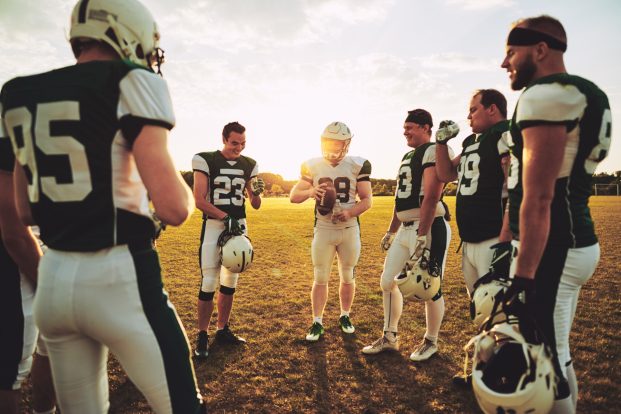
435, 120, 460, 144
489, 241, 514, 279
380, 231, 395, 252
151, 211, 167, 239
222, 215, 243, 235
251, 177, 265, 196
412, 234, 427, 261
501, 275, 539, 343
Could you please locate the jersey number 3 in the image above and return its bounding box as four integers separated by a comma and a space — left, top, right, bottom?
4, 102, 92, 203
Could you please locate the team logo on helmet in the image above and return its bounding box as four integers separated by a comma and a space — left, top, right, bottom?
218, 233, 254, 273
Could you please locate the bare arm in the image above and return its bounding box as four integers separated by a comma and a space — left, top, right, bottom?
498, 155, 513, 242
435, 144, 460, 183
133, 125, 193, 226
0, 170, 41, 287
290, 179, 320, 204
14, 163, 35, 226
193, 172, 227, 220
387, 207, 401, 233
515, 125, 567, 278
418, 166, 444, 235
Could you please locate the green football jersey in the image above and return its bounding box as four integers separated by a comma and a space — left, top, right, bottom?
456, 121, 510, 242
395, 142, 452, 212
1, 60, 175, 251
0, 121, 14, 172
192, 150, 258, 220
508, 73, 611, 247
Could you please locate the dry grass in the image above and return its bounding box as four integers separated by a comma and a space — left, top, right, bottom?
23, 197, 621, 413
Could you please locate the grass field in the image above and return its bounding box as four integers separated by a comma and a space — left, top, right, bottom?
26, 196, 621, 413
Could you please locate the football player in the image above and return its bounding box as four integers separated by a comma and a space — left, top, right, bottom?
362, 109, 452, 361
500, 15, 610, 413
290, 122, 372, 342
435, 90, 511, 294
0, 128, 56, 414
192, 121, 263, 357
1, 0, 205, 412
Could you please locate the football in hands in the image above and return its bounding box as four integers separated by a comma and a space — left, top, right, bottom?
316, 182, 337, 216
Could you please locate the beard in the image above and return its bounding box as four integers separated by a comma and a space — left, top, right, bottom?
511, 55, 537, 90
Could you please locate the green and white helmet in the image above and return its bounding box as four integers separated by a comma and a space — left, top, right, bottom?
221, 235, 254, 273
70, 0, 164, 72
321, 121, 352, 163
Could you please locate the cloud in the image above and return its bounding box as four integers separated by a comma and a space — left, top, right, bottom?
157, 0, 394, 52
445, 0, 515, 11
420, 53, 499, 72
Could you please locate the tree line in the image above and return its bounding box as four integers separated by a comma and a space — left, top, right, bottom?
180, 170, 621, 197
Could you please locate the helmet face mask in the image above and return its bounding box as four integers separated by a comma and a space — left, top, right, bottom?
395, 248, 441, 301
321, 121, 352, 163
465, 323, 557, 414
70, 0, 164, 73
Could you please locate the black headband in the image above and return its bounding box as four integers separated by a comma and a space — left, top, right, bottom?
507, 27, 567, 52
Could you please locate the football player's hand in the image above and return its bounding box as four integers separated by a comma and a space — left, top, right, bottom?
502, 275, 539, 342
312, 183, 327, 202
251, 178, 265, 196
380, 232, 395, 252
435, 120, 460, 144
489, 241, 514, 279
152, 212, 167, 239
412, 234, 427, 260
332, 209, 352, 223
222, 215, 242, 235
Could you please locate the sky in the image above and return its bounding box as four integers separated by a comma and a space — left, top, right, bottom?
1, 0, 620, 180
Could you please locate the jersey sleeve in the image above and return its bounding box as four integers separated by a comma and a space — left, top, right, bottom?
0, 111, 14, 173
192, 154, 209, 176
357, 159, 372, 182
498, 131, 510, 157
118, 69, 176, 146
516, 83, 587, 131
250, 162, 259, 178
422, 145, 437, 169
300, 161, 313, 184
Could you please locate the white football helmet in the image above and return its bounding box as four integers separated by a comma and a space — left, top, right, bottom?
470, 275, 510, 331
465, 323, 556, 414
221, 235, 254, 273
395, 248, 441, 301
321, 121, 352, 163
70, 0, 164, 72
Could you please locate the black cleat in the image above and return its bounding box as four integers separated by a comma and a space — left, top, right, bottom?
215, 325, 246, 345
194, 331, 209, 358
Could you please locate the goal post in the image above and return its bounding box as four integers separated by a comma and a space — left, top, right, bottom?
593, 183, 620, 196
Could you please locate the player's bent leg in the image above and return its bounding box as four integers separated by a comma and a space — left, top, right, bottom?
107, 245, 203, 414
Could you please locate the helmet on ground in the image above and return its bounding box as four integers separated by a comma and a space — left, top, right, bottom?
465, 323, 556, 414
220, 234, 254, 273
395, 248, 441, 301
321, 121, 352, 163
70, 0, 164, 72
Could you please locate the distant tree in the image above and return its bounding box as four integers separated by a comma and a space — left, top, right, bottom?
444, 182, 458, 196
270, 184, 284, 196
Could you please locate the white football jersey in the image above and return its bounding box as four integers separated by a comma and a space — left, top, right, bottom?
300, 156, 371, 229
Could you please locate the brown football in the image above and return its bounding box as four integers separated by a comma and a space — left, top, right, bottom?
316, 182, 337, 216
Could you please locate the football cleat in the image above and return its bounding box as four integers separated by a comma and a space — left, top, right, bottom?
305, 322, 325, 342
194, 331, 209, 358
214, 325, 246, 345
362, 334, 399, 355
410, 337, 438, 361
338, 315, 355, 334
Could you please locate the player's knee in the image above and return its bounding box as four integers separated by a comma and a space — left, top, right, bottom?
219, 285, 236, 296
198, 290, 215, 301
380, 273, 395, 292
313, 267, 330, 285
200, 269, 219, 294
339, 267, 355, 284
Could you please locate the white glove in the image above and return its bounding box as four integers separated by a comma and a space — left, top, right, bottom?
412, 234, 427, 260
435, 120, 460, 144
251, 177, 265, 196
380, 232, 395, 252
